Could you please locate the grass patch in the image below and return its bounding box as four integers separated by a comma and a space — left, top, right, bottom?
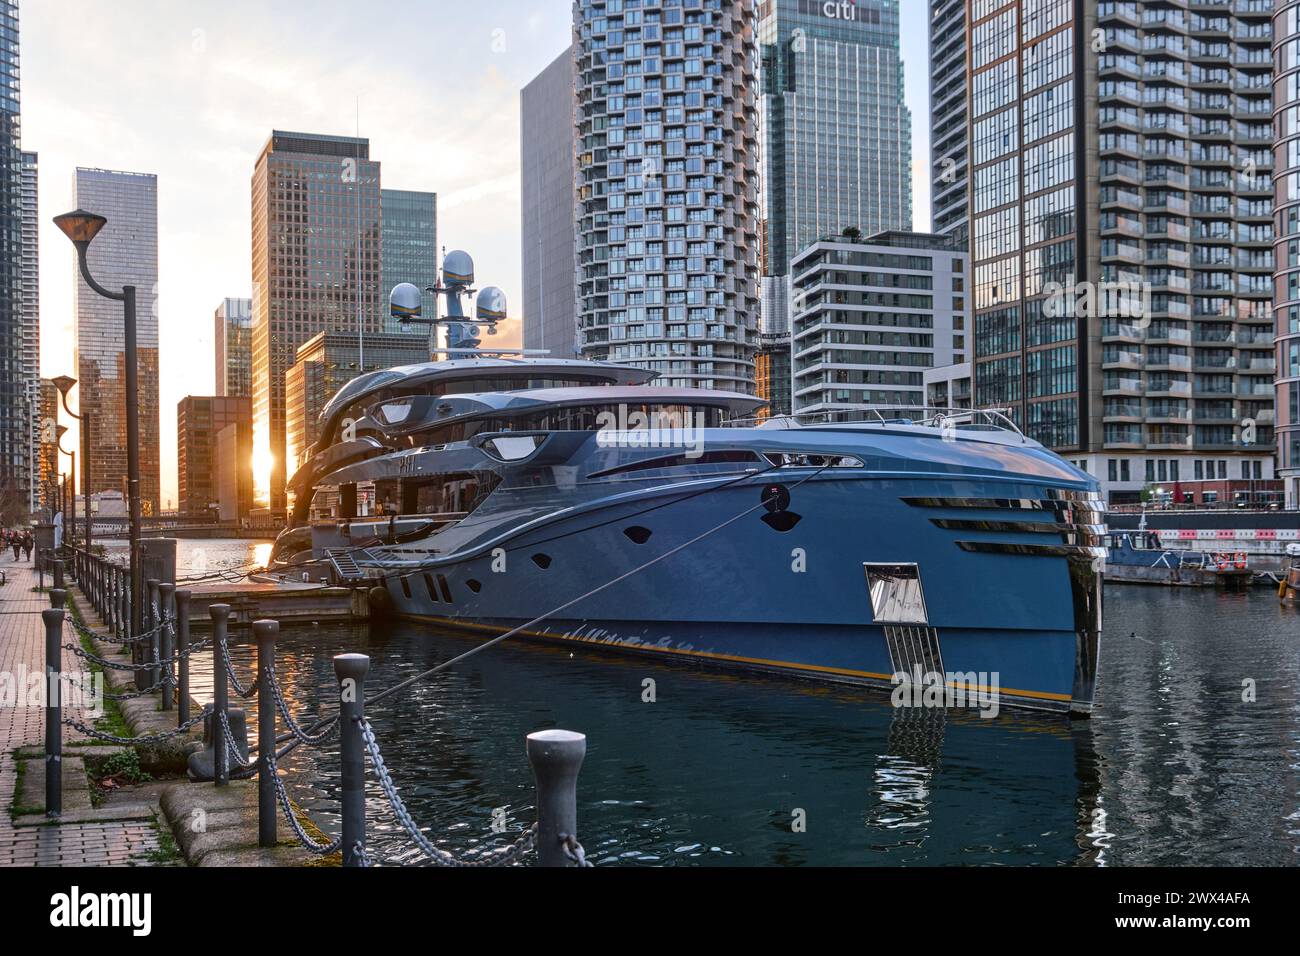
88, 749, 151, 807
9, 754, 43, 818
65, 594, 134, 740
139, 812, 183, 866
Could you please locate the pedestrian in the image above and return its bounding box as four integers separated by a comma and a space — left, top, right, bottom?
11, 535, 20, 561
22, 532, 32, 562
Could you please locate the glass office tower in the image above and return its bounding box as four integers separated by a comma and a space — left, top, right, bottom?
214, 297, 252, 398
573, 0, 761, 392
758, 0, 912, 336
250, 131, 382, 512
72, 167, 162, 517
380, 188, 437, 334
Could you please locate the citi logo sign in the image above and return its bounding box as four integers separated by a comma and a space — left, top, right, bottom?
49, 886, 152, 936
822, 1, 858, 20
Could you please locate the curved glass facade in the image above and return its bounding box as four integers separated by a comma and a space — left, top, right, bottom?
1276, 0, 1300, 507
574, 0, 761, 391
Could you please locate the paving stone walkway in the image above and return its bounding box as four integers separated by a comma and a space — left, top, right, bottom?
0, 560, 168, 866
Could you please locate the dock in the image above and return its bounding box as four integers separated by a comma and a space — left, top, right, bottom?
183, 581, 368, 627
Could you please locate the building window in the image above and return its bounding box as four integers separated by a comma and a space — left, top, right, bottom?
1108, 459, 1117, 482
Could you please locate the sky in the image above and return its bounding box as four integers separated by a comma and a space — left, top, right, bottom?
23, 0, 931, 508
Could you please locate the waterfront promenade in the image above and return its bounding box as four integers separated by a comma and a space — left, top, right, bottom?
0, 560, 166, 866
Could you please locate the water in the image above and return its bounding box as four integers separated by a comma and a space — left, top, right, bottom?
192, 584, 1300, 866
100, 538, 272, 577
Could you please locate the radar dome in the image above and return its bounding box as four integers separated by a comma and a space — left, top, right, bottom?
476, 286, 507, 322
442, 250, 474, 287
389, 283, 422, 321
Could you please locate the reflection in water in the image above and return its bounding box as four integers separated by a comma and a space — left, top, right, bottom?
188, 585, 1298, 866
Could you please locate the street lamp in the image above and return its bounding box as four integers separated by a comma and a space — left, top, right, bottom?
54, 208, 142, 639
52, 375, 92, 560
55, 423, 75, 549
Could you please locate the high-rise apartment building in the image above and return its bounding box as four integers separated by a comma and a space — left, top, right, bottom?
1276, 0, 1300, 509
522, 46, 580, 360
19, 150, 38, 514
72, 167, 161, 517
757, 0, 912, 336
214, 297, 252, 398
250, 131, 382, 512
929, 0, 969, 245
573, 0, 761, 391
789, 231, 968, 416
380, 188, 437, 334
177, 395, 251, 517
967, 0, 1275, 504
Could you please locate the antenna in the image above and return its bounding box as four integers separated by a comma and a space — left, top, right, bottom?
356, 96, 364, 372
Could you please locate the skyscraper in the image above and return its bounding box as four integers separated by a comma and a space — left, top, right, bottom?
72, 167, 161, 517
19, 151, 38, 514
214, 297, 252, 398
0, 0, 28, 521
967, 1, 1275, 504
522, 46, 579, 360
573, 0, 761, 391
758, 0, 913, 335
929, 0, 968, 245
177, 395, 251, 517
250, 131, 382, 512
1276, 0, 1300, 509
380, 188, 437, 334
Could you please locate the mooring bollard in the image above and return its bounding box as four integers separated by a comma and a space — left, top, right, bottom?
52, 558, 63, 590
526, 729, 587, 867
158, 583, 175, 712
44, 594, 67, 817
335, 653, 370, 868
175, 589, 191, 726
211, 604, 232, 787
255, 620, 279, 848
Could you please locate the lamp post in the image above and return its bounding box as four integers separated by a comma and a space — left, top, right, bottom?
55, 425, 75, 551
54, 209, 142, 638
52, 375, 91, 559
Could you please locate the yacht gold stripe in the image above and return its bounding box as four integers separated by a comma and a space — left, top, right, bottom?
406, 615, 1073, 702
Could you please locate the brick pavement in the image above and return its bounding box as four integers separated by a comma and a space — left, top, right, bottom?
0, 559, 170, 866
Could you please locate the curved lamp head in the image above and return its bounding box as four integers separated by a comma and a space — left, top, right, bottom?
53, 209, 108, 248
51, 375, 77, 398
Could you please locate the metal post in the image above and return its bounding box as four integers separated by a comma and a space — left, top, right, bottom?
526, 729, 587, 867
52, 558, 63, 590
124, 285, 143, 651
82, 410, 92, 561
158, 582, 175, 711
255, 620, 278, 847
335, 653, 370, 867
146, 578, 160, 691
175, 589, 191, 726
211, 604, 231, 787
44, 596, 67, 817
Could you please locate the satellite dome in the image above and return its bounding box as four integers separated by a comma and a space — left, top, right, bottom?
389, 282, 422, 321
442, 250, 474, 286
476, 286, 507, 322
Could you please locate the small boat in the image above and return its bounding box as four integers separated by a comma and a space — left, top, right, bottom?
263, 251, 1107, 716
1103, 531, 1252, 590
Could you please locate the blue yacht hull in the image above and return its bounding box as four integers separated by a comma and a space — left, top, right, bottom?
373, 471, 1101, 715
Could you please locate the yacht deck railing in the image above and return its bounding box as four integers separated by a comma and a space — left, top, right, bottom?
721, 406, 1025, 440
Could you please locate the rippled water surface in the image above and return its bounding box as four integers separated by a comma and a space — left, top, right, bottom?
187, 582, 1300, 866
